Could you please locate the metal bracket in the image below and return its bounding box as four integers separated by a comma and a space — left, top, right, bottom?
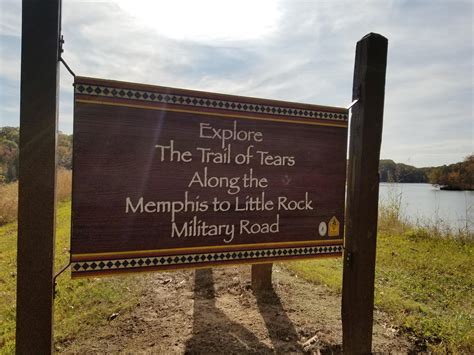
346, 99, 359, 110
58, 34, 76, 77
59, 34, 65, 55
345, 251, 353, 268
53, 256, 72, 299
60, 57, 76, 78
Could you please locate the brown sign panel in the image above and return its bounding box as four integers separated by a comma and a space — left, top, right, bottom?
71, 77, 348, 277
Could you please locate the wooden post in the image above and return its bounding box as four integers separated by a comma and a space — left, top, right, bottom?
251, 263, 273, 291
16, 0, 61, 353
342, 33, 388, 354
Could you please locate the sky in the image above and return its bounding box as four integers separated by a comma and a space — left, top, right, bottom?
0, 0, 472, 167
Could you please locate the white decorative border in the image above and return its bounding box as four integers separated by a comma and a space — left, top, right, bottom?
71, 244, 343, 275
75, 84, 348, 123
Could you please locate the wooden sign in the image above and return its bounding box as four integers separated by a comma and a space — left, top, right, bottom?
71, 77, 348, 277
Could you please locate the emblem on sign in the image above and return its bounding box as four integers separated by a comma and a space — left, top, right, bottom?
328, 216, 340, 237
318, 221, 327, 236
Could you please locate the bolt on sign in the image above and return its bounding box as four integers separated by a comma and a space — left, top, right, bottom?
70, 77, 348, 277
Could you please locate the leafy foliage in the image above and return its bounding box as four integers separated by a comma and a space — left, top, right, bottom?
379, 159, 428, 183
0, 127, 73, 183
57, 132, 73, 170
0, 127, 19, 184
427, 155, 474, 190
379, 157, 474, 190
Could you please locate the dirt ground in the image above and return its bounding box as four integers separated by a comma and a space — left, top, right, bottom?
60, 265, 416, 354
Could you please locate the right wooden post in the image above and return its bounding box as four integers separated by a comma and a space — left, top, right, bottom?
342, 33, 388, 354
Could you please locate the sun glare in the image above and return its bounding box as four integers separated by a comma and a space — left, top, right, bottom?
116, 0, 280, 42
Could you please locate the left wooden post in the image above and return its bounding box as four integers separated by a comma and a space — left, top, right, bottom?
16, 1, 61, 353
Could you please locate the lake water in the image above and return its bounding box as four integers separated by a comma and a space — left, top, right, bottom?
378, 183, 474, 232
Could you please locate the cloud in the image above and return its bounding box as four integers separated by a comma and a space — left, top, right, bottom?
115, 0, 281, 42
0, 0, 472, 166
0, 0, 20, 37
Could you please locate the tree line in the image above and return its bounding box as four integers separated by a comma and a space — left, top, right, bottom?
379, 157, 473, 190
426, 155, 474, 190
1, 127, 472, 190
0, 126, 72, 183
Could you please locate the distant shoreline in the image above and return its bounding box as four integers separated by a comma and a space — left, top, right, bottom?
380, 181, 474, 192
439, 185, 474, 192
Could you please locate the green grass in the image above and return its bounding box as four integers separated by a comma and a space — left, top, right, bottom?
1, 196, 473, 353
0, 201, 142, 354
286, 226, 474, 353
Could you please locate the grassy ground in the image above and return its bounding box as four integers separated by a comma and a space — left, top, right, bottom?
287, 217, 474, 353
1, 179, 473, 353
0, 201, 142, 354
0, 169, 71, 226
0, 183, 17, 226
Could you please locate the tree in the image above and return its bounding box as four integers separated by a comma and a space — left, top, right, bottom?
57, 133, 73, 169
0, 128, 19, 183
0, 127, 73, 183
428, 156, 474, 190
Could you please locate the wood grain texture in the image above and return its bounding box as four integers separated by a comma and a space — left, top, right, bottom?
16, 0, 61, 353
251, 264, 273, 291
71, 78, 348, 275
342, 33, 388, 354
